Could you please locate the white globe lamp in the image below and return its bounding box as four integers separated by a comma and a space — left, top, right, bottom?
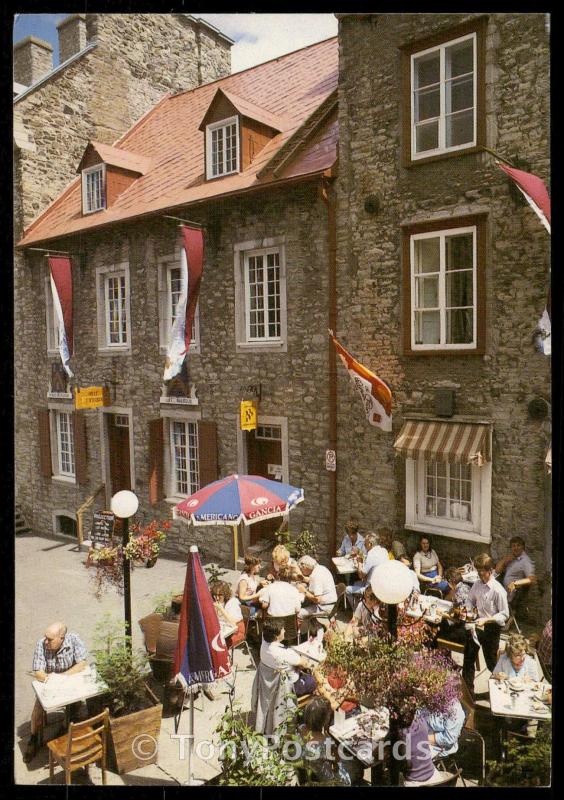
111, 490, 139, 519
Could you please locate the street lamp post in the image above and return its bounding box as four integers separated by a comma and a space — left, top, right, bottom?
110, 490, 139, 651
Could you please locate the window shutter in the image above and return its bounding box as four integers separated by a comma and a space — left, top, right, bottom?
73, 411, 88, 485
198, 420, 218, 489
149, 418, 164, 505
38, 408, 52, 478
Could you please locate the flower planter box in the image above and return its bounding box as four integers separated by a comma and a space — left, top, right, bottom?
108, 684, 163, 774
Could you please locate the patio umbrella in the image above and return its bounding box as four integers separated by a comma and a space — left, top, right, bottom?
173, 474, 305, 568
173, 545, 231, 785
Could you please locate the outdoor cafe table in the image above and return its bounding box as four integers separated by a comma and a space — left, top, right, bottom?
488, 678, 552, 722
32, 665, 108, 731
332, 556, 359, 575
405, 595, 452, 624
291, 639, 327, 667
329, 707, 390, 769
458, 563, 479, 584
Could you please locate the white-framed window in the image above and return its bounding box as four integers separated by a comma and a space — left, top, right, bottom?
405, 457, 491, 543
96, 263, 131, 352
158, 253, 201, 354
206, 116, 239, 179
82, 164, 106, 213
234, 238, 287, 352
45, 277, 60, 354
161, 410, 201, 500
410, 225, 476, 350
48, 407, 76, 482
411, 32, 477, 160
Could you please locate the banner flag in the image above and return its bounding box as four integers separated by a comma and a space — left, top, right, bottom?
163, 226, 204, 381
329, 330, 392, 431
496, 162, 551, 234
48, 256, 73, 378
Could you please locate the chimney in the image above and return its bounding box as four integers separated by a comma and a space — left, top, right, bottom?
13, 36, 53, 87
56, 14, 87, 64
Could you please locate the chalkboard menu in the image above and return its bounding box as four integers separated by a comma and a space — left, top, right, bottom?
91, 511, 115, 547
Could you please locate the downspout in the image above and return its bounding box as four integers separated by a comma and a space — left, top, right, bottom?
320, 175, 338, 556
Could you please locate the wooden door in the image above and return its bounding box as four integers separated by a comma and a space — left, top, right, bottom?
108, 413, 131, 495
246, 424, 283, 545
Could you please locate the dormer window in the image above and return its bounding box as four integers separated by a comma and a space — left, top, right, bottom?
82, 164, 106, 213
206, 116, 239, 179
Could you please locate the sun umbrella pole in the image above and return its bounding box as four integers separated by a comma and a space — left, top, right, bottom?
188, 688, 195, 784
232, 524, 239, 570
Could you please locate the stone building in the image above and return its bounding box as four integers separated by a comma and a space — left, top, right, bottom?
15, 35, 339, 566
335, 13, 551, 618
14, 13, 232, 539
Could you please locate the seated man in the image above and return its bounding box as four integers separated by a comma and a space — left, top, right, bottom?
258, 565, 303, 618
462, 554, 509, 699
25, 622, 88, 762
421, 697, 466, 759
336, 516, 366, 557
259, 618, 316, 697
495, 536, 536, 612
297, 555, 337, 619
345, 532, 388, 608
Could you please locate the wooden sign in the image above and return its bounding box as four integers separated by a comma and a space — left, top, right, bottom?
91, 511, 115, 546
75, 386, 110, 409
240, 400, 257, 431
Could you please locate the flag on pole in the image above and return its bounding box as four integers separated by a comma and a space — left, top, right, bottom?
48, 256, 73, 377
173, 546, 231, 687
329, 331, 392, 431
163, 225, 204, 381
496, 162, 551, 234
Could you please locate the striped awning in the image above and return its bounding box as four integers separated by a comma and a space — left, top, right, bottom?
394, 420, 491, 466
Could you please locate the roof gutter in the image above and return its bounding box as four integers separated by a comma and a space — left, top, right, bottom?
17, 169, 335, 250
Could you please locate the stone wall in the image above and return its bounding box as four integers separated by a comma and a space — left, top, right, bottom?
15, 183, 333, 567
336, 13, 550, 618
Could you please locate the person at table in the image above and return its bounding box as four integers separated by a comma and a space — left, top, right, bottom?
378, 527, 406, 560
336, 516, 366, 557
399, 555, 420, 593
24, 622, 88, 763
495, 536, 537, 610
297, 555, 337, 619
399, 707, 449, 786
492, 634, 540, 683
462, 553, 509, 699
300, 697, 353, 785
413, 535, 449, 594
259, 617, 316, 696
345, 585, 382, 639
266, 544, 296, 581
258, 565, 303, 618
434, 568, 470, 645
236, 554, 268, 617
345, 532, 388, 608
210, 580, 245, 648
420, 697, 465, 759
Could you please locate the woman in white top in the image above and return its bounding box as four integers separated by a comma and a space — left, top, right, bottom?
492, 634, 540, 682
413, 535, 449, 593
237, 554, 267, 618
210, 580, 245, 648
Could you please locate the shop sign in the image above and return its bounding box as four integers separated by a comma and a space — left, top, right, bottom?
325, 449, 337, 471
240, 400, 258, 431
75, 386, 110, 409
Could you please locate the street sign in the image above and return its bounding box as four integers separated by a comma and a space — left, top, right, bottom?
91, 511, 115, 547
240, 400, 257, 431
326, 449, 336, 471
75, 386, 110, 409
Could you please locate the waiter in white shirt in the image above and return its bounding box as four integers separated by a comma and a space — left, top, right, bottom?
463, 553, 509, 699
297, 555, 338, 619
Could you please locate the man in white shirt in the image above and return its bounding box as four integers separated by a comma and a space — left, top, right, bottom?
345, 532, 389, 609
297, 556, 338, 619
260, 618, 316, 696
463, 553, 509, 699
258, 566, 302, 618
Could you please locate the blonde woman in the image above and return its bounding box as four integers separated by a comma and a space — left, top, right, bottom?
493, 634, 540, 683
266, 544, 296, 581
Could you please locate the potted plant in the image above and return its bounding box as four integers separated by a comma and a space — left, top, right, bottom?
124, 519, 169, 567
85, 544, 124, 598
92, 615, 163, 774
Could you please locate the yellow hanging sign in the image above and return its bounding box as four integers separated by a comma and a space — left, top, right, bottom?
240, 400, 257, 431
75, 386, 110, 409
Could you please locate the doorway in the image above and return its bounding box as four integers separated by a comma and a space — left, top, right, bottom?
100, 409, 134, 510
246, 423, 283, 545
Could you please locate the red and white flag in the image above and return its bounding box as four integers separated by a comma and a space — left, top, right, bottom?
329, 331, 392, 431
496, 162, 551, 234
163, 225, 204, 381
48, 256, 73, 377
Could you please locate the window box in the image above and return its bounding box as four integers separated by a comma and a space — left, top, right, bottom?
402, 215, 486, 354
401, 17, 487, 166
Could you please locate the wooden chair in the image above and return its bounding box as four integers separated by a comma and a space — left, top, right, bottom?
266, 612, 300, 645
439, 728, 486, 786
230, 604, 257, 671
47, 708, 109, 785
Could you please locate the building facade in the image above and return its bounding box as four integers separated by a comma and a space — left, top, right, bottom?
335, 13, 551, 618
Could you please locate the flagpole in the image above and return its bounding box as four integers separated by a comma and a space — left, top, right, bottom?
482, 147, 515, 168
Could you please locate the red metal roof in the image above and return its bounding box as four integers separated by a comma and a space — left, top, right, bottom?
77, 141, 152, 175
19, 37, 338, 247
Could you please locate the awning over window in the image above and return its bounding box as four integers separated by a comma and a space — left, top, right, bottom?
394, 420, 491, 466
545, 447, 552, 474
